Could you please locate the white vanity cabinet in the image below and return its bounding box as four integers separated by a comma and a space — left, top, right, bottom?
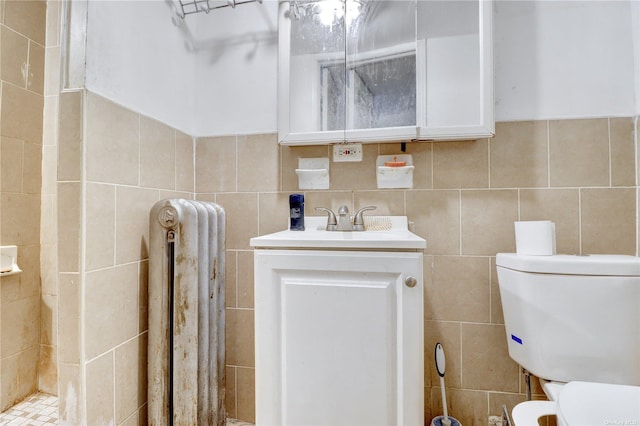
250, 218, 426, 425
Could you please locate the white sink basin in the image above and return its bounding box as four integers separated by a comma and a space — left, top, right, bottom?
250, 216, 426, 250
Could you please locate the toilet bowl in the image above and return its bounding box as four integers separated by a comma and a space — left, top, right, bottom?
512, 381, 640, 426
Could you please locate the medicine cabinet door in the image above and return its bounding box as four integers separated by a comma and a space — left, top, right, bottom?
343, 0, 418, 143
416, 0, 494, 140
278, 0, 419, 146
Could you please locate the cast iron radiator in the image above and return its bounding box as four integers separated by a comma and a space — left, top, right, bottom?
148, 199, 226, 425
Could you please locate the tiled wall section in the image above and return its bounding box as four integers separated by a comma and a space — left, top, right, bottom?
40, 0, 63, 396
195, 116, 637, 424
56, 90, 195, 425
0, 0, 47, 411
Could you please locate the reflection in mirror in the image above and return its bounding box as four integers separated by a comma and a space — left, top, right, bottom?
321, 63, 345, 131
287, 0, 417, 136
289, 1, 346, 135
322, 53, 416, 130
346, 0, 417, 131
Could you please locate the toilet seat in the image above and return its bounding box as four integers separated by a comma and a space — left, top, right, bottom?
557, 382, 640, 426
512, 381, 640, 426
512, 400, 556, 426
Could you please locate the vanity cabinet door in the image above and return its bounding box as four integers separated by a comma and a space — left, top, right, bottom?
254, 249, 424, 426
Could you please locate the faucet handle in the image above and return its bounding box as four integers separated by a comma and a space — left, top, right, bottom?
353, 206, 377, 231
315, 207, 337, 231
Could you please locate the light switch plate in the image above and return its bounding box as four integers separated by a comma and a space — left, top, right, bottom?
333, 143, 363, 162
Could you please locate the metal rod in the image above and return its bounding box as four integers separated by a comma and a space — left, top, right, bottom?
168, 232, 176, 425
177, 0, 261, 18
523, 368, 532, 401
501, 404, 513, 426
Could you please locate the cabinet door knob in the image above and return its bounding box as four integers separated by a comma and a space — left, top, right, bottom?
404, 276, 417, 288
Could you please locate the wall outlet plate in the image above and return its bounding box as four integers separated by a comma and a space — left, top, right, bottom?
333, 143, 363, 162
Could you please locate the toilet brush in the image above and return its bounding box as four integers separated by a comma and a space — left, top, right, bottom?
430, 343, 462, 426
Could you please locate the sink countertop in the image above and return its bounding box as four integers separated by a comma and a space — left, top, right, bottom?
250, 216, 426, 250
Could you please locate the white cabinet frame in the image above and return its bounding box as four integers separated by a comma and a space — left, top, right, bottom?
278, 0, 494, 146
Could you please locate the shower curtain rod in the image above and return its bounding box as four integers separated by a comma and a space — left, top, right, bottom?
177, 0, 263, 18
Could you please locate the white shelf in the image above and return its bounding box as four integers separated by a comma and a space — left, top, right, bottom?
0, 245, 22, 277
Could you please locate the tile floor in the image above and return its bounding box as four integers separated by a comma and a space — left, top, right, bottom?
0, 393, 57, 426
0, 393, 254, 426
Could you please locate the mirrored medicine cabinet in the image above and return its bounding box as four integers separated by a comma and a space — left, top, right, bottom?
277, 0, 494, 146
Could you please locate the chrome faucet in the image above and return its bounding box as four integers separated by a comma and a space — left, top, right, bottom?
353, 205, 376, 231
314, 207, 337, 231
337, 205, 352, 231
315, 205, 376, 231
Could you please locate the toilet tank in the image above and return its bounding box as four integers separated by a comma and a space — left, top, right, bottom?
496, 253, 640, 386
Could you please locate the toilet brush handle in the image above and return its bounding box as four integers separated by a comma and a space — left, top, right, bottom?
440, 376, 449, 422
435, 343, 451, 426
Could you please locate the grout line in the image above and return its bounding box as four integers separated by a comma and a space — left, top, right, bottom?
634, 116, 639, 257
487, 137, 491, 189
546, 120, 551, 188
235, 135, 239, 193
458, 190, 462, 256
193, 136, 197, 195
80, 89, 88, 425
578, 188, 583, 254
634, 117, 639, 189
234, 366, 239, 418
2, 69, 40, 95
256, 191, 261, 235
25, 39, 32, 90
487, 257, 493, 324
85, 331, 147, 365
430, 142, 434, 190
137, 115, 141, 187
458, 321, 463, 388
225, 307, 255, 313
20, 139, 26, 194
113, 185, 117, 266
112, 349, 117, 420
403, 189, 407, 216
608, 117, 612, 187
235, 252, 239, 308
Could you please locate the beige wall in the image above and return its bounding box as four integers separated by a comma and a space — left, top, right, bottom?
56, 90, 195, 424
0, 0, 47, 411
2, 1, 635, 424
195, 117, 637, 424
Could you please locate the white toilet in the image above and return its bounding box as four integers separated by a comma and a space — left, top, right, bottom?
496, 253, 640, 426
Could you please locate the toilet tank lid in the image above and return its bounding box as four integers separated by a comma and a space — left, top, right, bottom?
496, 253, 640, 276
